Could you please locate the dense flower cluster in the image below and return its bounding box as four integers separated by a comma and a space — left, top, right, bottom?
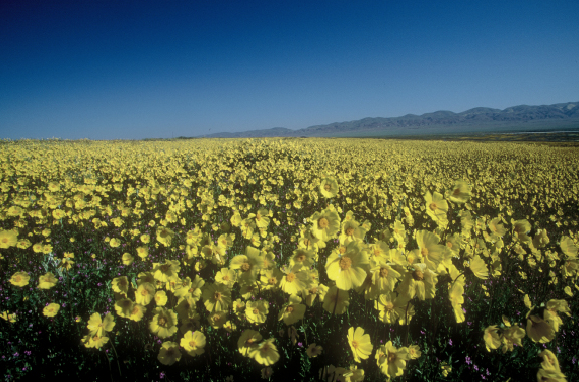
0, 138, 577, 380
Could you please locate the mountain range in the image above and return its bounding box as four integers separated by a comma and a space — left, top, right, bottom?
197, 101, 579, 138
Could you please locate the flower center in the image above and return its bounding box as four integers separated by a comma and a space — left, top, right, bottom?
131, 306, 140, 314
296, 255, 305, 262
14, 276, 21, 282
386, 302, 394, 311
388, 353, 397, 363
253, 308, 259, 315
413, 270, 424, 281
286, 306, 294, 313
269, 277, 277, 285
453, 188, 461, 196
189, 341, 197, 348
318, 217, 329, 229
286, 273, 296, 282
240, 263, 250, 272
324, 184, 331, 191
421, 247, 429, 257
346, 227, 354, 236
339, 256, 352, 270
351, 340, 359, 349
429, 203, 437, 211
214, 292, 222, 300
158, 318, 167, 326
380, 268, 389, 277
141, 289, 148, 296
339, 246, 346, 254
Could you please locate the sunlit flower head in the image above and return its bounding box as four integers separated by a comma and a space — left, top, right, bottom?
0, 229, 18, 249
87, 312, 116, 338
157, 341, 182, 366
43, 303, 60, 318
181, 330, 206, 357
319, 177, 339, 199
325, 240, 369, 291
149, 307, 178, 339
447, 180, 471, 204
347, 327, 373, 362
10, 271, 30, 287
249, 338, 280, 366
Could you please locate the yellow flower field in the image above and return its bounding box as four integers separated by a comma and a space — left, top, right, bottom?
0, 137, 578, 381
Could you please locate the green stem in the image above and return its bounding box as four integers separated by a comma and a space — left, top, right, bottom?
452, 272, 465, 283
302, 321, 308, 346
404, 299, 411, 347
104, 350, 114, 382
109, 337, 123, 376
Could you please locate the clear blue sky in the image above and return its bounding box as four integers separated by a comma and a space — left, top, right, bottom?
1, 0, 578, 140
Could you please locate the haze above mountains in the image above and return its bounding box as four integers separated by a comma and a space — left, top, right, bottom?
198, 101, 579, 138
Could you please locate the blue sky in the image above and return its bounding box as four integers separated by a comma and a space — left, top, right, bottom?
1, 0, 578, 140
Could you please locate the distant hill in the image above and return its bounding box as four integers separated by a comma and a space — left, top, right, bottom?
197, 101, 579, 138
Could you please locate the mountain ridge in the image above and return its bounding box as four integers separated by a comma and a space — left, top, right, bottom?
198, 101, 579, 138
